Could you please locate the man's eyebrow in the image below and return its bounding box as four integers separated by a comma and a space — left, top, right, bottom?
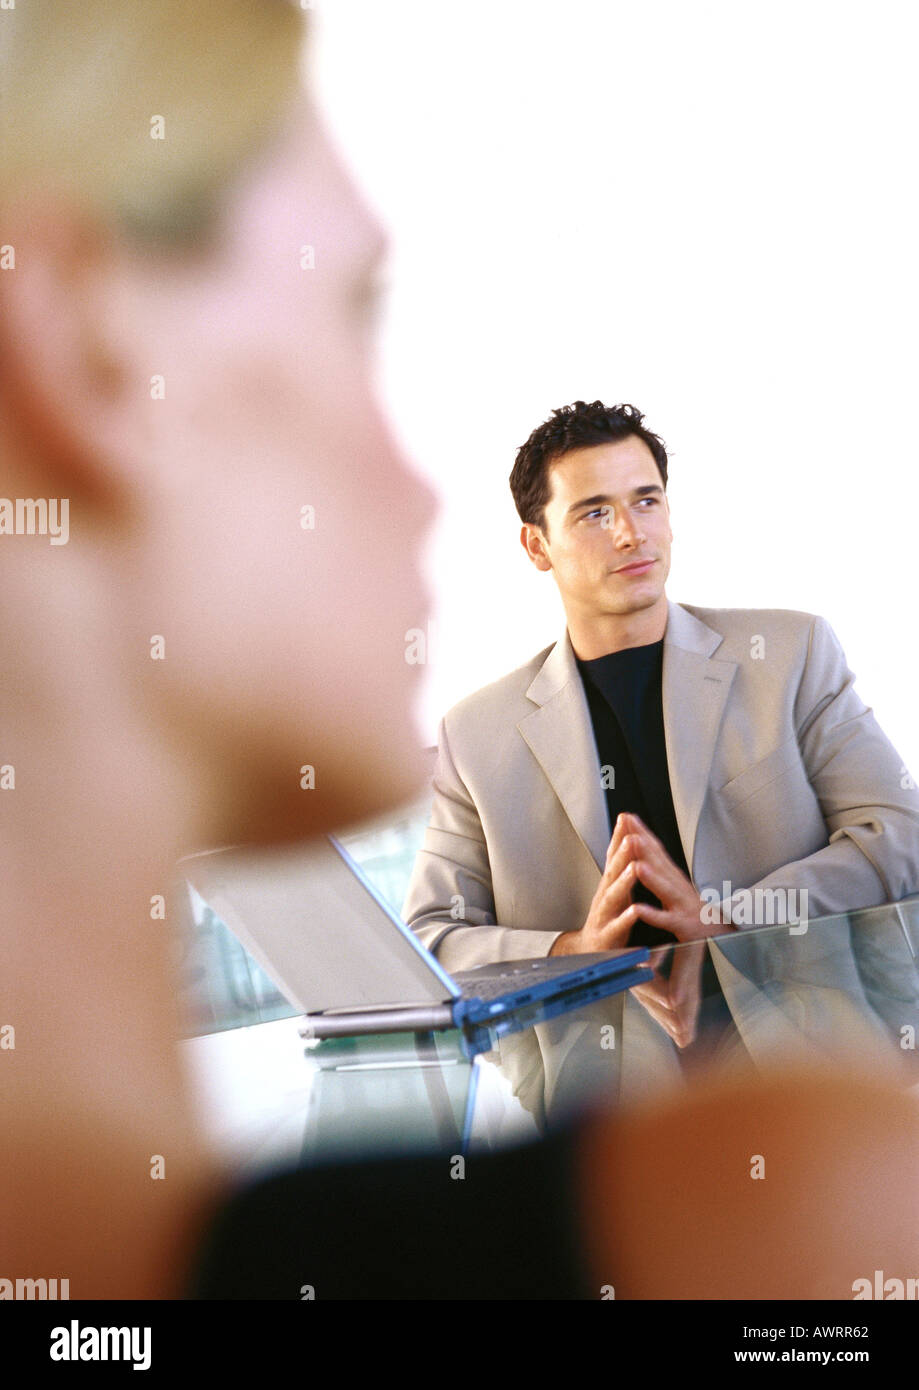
565, 484, 663, 516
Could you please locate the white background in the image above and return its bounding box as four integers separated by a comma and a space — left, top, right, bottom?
310, 0, 918, 772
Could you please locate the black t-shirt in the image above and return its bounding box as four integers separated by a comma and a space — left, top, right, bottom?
577, 637, 738, 1053
188, 1125, 591, 1300
576, 639, 686, 948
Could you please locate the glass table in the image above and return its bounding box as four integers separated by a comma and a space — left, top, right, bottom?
176, 820, 919, 1173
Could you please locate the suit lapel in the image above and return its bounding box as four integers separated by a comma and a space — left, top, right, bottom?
518, 634, 610, 872
517, 603, 738, 881
662, 602, 737, 875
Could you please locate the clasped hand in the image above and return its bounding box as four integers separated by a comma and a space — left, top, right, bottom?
550, 811, 711, 955
549, 813, 715, 1047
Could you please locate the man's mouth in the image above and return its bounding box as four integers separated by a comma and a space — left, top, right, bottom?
613, 559, 655, 575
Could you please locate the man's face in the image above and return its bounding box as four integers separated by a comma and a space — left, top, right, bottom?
109, 98, 436, 841
523, 436, 672, 627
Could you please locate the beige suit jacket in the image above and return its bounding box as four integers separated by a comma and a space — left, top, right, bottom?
403, 602, 919, 973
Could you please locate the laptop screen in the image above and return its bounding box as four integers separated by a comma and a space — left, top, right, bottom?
179, 837, 457, 1014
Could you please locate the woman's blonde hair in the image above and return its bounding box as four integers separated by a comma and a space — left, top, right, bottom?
0, 0, 304, 241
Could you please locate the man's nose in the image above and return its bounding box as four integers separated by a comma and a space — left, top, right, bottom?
609, 507, 644, 547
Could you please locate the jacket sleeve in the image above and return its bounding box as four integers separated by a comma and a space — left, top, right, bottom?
402, 715, 564, 970
720, 615, 919, 927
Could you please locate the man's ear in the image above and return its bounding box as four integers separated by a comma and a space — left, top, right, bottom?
520, 522, 553, 572
0, 194, 139, 511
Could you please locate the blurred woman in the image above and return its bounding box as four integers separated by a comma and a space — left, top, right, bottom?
1, 0, 433, 1297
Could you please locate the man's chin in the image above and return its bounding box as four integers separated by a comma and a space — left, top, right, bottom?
599, 588, 666, 616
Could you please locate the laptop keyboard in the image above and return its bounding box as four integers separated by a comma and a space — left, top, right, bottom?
452, 954, 617, 1001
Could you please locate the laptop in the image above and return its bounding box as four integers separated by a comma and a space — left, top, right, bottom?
180, 835, 651, 1060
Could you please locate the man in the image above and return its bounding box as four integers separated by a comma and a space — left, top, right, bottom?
404, 400, 919, 977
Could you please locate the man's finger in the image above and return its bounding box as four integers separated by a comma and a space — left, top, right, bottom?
629, 899, 673, 932
631, 852, 685, 904
667, 942, 706, 1007
594, 900, 643, 950
631, 979, 675, 1011
632, 992, 693, 1046
606, 814, 632, 864
598, 856, 638, 916
624, 813, 665, 851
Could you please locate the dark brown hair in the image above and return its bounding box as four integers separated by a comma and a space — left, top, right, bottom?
510, 400, 669, 529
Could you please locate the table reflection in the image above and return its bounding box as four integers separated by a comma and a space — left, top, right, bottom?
483, 901, 919, 1130
179, 869, 919, 1166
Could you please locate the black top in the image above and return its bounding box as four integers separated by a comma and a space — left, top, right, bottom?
188, 1125, 591, 1299
575, 640, 736, 1053
576, 638, 687, 949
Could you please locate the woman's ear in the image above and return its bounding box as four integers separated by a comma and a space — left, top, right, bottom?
0, 192, 139, 511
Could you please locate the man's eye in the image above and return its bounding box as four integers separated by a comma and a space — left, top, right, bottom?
637, 497, 659, 507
